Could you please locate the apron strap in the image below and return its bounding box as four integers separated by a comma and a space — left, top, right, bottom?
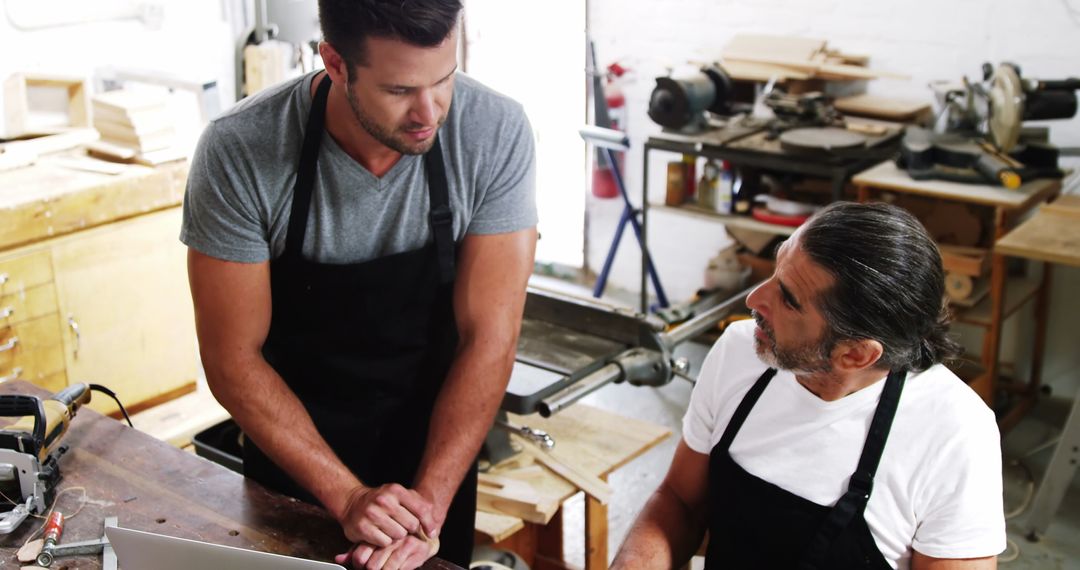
423, 136, 455, 284
284, 74, 333, 259
798, 368, 907, 570
717, 368, 777, 453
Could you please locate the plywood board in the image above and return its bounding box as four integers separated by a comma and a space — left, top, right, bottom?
722, 34, 826, 63
835, 94, 931, 121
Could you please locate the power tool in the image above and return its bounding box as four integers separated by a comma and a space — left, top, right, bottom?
0, 383, 91, 534
899, 62, 1079, 187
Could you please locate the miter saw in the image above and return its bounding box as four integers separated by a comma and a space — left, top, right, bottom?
0, 384, 91, 534
899, 63, 1080, 188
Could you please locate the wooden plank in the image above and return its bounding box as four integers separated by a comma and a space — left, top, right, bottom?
996, 210, 1080, 267
719, 60, 810, 82
519, 439, 613, 505
722, 34, 826, 63
131, 388, 230, 448
939, 245, 990, 277
474, 511, 525, 543
585, 486, 608, 570
0, 157, 187, 251
477, 473, 559, 524
43, 155, 130, 175
853, 161, 1061, 210
835, 94, 931, 121
1042, 194, 1080, 219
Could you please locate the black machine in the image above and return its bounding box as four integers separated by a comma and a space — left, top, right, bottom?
647, 65, 741, 132
898, 63, 1080, 188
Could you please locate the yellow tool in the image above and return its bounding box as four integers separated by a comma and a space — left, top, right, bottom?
0, 383, 91, 534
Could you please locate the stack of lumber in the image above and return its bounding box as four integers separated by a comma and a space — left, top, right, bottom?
92, 89, 177, 159
719, 34, 908, 82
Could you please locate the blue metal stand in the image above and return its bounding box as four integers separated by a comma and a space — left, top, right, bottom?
585, 135, 668, 309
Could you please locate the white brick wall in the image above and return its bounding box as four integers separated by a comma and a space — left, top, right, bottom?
586, 0, 1080, 394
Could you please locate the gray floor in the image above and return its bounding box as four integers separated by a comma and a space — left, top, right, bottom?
530, 279, 1080, 568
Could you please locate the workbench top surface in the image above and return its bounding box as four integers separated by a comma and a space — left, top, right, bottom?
0, 381, 348, 569
853, 160, 1061, 209
996, 195, 1080, 267
0, 156, 187, 251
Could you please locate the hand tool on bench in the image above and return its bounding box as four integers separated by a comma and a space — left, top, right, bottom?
35, 515, 118, 568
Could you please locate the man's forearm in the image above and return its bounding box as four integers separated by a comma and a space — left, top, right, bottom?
613, 484, 707, 570
204, 353, 361, 519
412, 335, 515, 518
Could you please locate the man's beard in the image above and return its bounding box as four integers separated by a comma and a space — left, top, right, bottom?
751, 310, 834, 375
345, 86, 444, 155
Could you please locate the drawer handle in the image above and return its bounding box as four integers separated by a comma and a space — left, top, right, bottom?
0, 307, 13, 319
0, 273, 7, 286
68, 316, 80, 358
0, 337, 17, 353
0, 367, 21, 383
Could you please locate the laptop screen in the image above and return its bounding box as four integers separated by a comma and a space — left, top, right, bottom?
105, 526, 345, 570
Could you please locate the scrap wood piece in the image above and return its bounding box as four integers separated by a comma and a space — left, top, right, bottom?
477, 472, 558, 524
835, 94, 931, 121
474, 510, 524, 543
719, 60, 811, 82
939, 245, 990, 277
516, 437, 613, 505
722, 34, 827, 64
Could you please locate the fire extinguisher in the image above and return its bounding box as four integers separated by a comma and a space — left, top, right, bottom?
592, 62, 629, 199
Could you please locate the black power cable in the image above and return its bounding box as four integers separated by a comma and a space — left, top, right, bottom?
87, 384, 133, 427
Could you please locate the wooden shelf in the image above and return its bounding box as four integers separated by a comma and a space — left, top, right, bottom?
653, 203, 798, 236
953, 274, 1042, 327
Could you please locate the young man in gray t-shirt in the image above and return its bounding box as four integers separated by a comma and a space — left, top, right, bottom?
182, 1, 537, 567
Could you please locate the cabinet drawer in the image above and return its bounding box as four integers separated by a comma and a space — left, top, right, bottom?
0, 313, 64, 370
0, 343, 66, 386
0, 283, 58, 327
0, 249, 53, 293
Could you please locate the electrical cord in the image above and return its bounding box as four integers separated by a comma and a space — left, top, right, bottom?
88, 384, 133, 427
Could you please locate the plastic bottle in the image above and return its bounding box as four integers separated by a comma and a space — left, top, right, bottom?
717, 161, 733, 214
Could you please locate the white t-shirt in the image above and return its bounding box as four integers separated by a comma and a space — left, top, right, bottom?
683, 320, 1005, 569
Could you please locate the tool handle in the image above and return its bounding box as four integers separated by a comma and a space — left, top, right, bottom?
1039, 78, 1080, 91
42, 512, 64, 546
51, 383, 91, 411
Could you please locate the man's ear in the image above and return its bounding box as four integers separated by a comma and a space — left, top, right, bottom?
319, 42, 350, 85
833, 338, 884, 372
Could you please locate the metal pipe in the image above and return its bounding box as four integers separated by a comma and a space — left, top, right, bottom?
661, 283, 756, 349
537, 363, 623, 417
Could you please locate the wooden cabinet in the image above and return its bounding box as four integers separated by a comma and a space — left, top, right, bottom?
0, 207, 196, 415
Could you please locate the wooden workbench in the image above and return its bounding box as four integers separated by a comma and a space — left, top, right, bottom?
479, 406, 671, 570
995, 194, 1080, 540
0, 380, 349, 569
0, 155, 187, 251
0, 156, 196, 417
854, 161, 1061, 418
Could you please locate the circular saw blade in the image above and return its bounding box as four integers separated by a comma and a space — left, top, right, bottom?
989, 65, 1023, 152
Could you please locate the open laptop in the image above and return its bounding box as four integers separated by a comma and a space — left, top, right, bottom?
106, 526, 345, 569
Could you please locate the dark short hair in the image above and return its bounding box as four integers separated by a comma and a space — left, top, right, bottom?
318, 0, 462, 68
799, 201, 961, 372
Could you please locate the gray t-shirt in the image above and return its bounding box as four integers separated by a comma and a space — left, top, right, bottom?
181, 71, 537, 264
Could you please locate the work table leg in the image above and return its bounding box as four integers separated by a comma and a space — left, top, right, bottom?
584, 475, 609, 570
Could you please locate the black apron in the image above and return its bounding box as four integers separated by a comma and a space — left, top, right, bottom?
706, 367, 906, 569
244, 75, 476, 567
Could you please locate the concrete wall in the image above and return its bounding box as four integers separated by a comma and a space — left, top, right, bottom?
586, 0, 1080, 395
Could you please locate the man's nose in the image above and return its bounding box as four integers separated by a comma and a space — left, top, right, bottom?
746, 281, 768, 317
411, 90, 438, 126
